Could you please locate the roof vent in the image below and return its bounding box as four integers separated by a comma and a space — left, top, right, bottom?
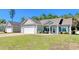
59, 19, 63, 25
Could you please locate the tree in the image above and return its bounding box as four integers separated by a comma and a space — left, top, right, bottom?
1, 19, 6, 24
9, 9, 15, 22
39, 14, 47, 20
72, 12, 79, 31
32, 16, 40, 20
62, 13, 73, 19
47, 14, 53, 19
52, 15, 59, 18
75, 12, 79, 17
72, 17, 77, 31
42, 14, 47, 19
0, 18, 6, 24
21, 17, 26, 22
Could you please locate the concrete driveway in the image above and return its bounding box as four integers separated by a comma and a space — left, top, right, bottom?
0, 33, 24, 37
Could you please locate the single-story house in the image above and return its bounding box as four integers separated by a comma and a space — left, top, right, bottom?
21, 18, 72, 34
5, 21, 21, 33
0, 24, 6, 32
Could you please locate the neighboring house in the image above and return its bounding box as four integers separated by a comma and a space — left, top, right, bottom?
21, 18, 72, 34
5, 21, 21, 33
0, 24, 6, 32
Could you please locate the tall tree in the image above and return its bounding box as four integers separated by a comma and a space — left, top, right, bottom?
9, 9, 15, 22
21, 17, 26, 22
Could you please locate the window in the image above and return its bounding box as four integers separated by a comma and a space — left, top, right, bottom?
62, 27, 66, 32
61, 26, 68, 32
59, 26, 69, 33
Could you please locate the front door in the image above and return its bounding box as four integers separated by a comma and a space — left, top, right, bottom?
43, 26, 49, 34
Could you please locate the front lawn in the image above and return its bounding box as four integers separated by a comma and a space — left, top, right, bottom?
0, 34, 79, 50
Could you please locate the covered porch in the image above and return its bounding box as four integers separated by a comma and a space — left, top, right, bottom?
37, 25, 71, 34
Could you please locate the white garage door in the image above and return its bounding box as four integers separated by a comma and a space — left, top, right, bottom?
6, 27, 12, 33
23, 26, 36, 34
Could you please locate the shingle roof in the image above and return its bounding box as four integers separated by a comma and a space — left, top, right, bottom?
6, 21, 21, 26
10, 22, 21, 26
40, 18, 61, 25
33, 20, 41, 25
61, 18, 72, 25
22, 18, 72, 26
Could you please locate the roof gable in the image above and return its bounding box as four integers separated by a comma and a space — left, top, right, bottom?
6, 22, 12, 26
23, 19, 36, 25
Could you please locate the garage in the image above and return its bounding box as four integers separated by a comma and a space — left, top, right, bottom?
21, 19, 39, 34
6, 26, 13, 33
23, 25, 37, 34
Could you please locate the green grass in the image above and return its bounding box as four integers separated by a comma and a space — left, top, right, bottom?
0, 34, 79, 50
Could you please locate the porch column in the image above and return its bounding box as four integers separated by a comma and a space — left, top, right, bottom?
69, 25, 71, 34
57, 25, 59, 35
49, 26, 51, 34
52, 27, 53, 34
35, 25, 37, 34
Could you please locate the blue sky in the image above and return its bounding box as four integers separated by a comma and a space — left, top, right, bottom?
0, 9, 79, 22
